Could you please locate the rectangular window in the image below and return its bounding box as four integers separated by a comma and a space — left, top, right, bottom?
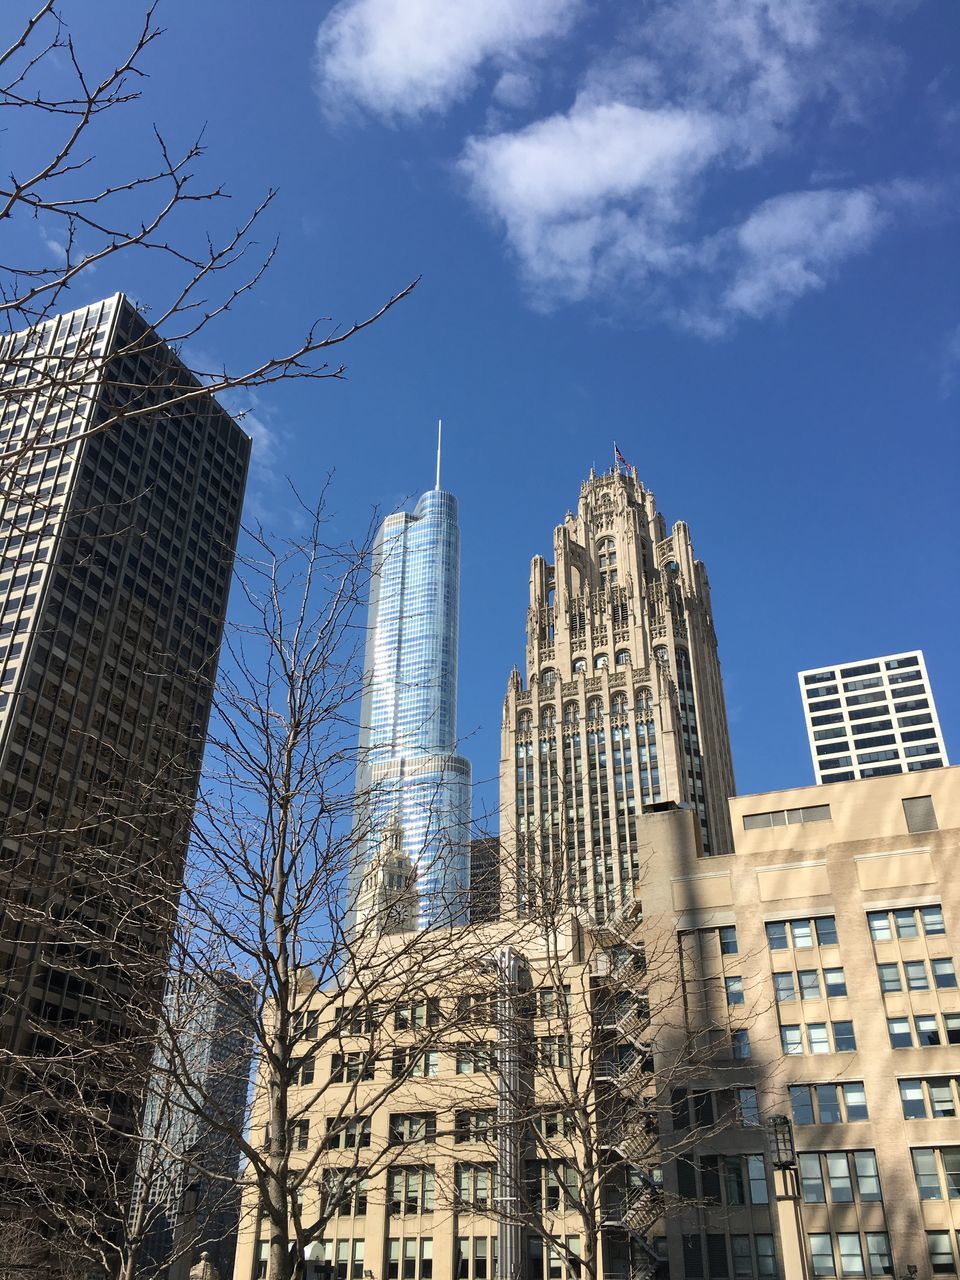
837, 1235, 865, 1277
947, 1015, 960, 1045
865, 1234, 892, 1277
833, 1021, 857, 1052
877, 964, 901, 994
719, 925, 738, 955
825, 1153, 854, 1203
799, 971, 822, 1000
934, 960, 958, 990
766, 922, 788, 950
732, 1030, 751, 1060
912, 1148, 942, 1200
887, 1018, 912, 1048
816, 1084, 841, 1124
756, 1237, 776, 1280
903, 796, 938, 833
921, 905, 946, 936
793, 920, 814, 949
905, 960, 929, 991
824, 968, 847, 997
726, 977, 745, 1006
867, 911, 893, 942
944, 1150, 960, 1199
781, 1026, 803, 1055
853, 1151, 881, 1201
810, 1235, 836, 1277
808, 1023, 830, 1054
800, 1154, 826, 1203
926, 1233, 955, 1276
816, 917, 839, 946
900, 1079, 927, 1119
930, 1079, 957, 1119
894, 908, 919, 939
774, 973, 797, 1002
737, 1088, 760, 1127
843, 1082, 868, 1121
790, 1085, 815, 1126
917, 1015, 942, 1047
746, 1155, 768, 1205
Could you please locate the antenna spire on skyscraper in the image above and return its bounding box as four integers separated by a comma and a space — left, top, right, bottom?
435, 418, 442, 490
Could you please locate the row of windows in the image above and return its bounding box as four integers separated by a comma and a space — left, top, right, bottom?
774, 967, 847, 1002
807, 1231, 892, 1278
797, 1150, 881, 1204
765, 902, 947, 952
877, 957, 956, 993
781, 1021, 856, 1055
888, 1012, 960, 1048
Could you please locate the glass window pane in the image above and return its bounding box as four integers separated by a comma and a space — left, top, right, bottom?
867, 911, 892, 941
790, 1085, 815, 1125
905, 961, 929, 991
793, 920, 814, 949
808, 1023, 830, 1054
877, 964, 901, 994
900, 1079, 927, 1119
833, 1021, 856, 1052
894, 908, 919, 938
799, 971, 822, 1000
853, 1151, 881, 1201
865, 1234, 892, 1276
817, 1085, 841, 1124
943, 1150, 960, 1199
917, 1016, 942, 1047
921, 906, 945, 936
843, 1082, 868, 1121
774, 973, 797, 1002
731, 1237, 752, 1279
766, 922, 788, 950
930, 1080, 957, 1119
934, 960, 958, 990
726, 977, 745, 1005
816, 917, 839, 946
810, 1235, 837, 1276
781, 1026, 803, 1055
927, 1232, 955, 1275
800, 1154, 826, 1203
913, 1149, 942, 1200
719, 926, 738, 955
826, 1153, 854, 1203
838, 1235, 865, 1276
756, 1237, 776, 1280
747, 1155, 768, 1205
825, 968, 847, 997
888, 1018, 912, 1048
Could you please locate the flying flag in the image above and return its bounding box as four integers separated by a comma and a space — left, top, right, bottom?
615, 445, 631, 470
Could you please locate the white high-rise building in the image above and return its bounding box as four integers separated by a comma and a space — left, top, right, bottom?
799, 650, 949, 784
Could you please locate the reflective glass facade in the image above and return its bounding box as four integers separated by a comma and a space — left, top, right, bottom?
353, 488, 470, 928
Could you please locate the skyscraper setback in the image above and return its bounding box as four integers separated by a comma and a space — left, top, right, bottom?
352, 478, 471, 929
0, 294, 248, 1248
501, 464, 735, 917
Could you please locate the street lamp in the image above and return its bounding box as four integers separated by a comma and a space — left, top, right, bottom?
767, 1113, 797, 1170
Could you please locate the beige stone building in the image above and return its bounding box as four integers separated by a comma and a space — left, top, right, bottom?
234, 467, 959, 1280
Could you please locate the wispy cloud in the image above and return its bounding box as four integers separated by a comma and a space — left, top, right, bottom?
315, 0, 937, 334
315, 0, 581, 120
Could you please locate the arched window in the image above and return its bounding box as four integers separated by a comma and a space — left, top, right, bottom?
563, 702, 579, 726
541, 667, 556, 687
572, 658, 586, 675
635, 688, 653, 715
611, 693, 628, 717
615, 650, 630, 667
518, 711, 533, 734
594, 654, 608, 671
587, 698, 603, 723
540, 705, 555, 730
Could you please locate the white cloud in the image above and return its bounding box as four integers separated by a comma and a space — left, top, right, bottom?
720, 188, 889, 320
315, 0, 581, 119
456, 0, 916, 329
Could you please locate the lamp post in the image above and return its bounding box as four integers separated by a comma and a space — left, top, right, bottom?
766, 1114, 809, 1280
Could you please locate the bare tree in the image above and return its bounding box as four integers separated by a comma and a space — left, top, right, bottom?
0, 2, 416, 488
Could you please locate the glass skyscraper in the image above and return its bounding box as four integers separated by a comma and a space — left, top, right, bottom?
352, 486, 471, 930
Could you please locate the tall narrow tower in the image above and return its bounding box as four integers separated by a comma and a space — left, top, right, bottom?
501, 465, 735, 919
352, 481, 471, 929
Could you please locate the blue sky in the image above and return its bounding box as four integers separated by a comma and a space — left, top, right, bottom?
6, 0, 959, 827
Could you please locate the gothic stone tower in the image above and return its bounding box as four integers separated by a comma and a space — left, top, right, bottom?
501, 466, 735, 920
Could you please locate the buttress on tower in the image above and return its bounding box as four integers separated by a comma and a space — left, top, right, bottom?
500, 466, 735, 920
